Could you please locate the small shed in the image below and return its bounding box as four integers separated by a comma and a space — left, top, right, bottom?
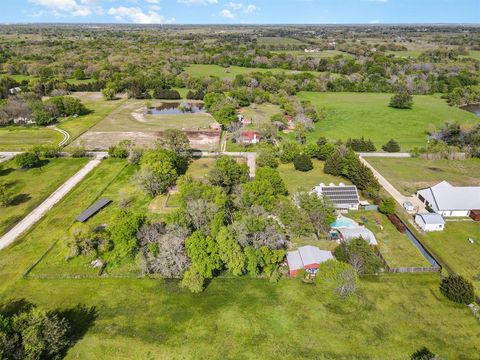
415, 213, 445, 232
76, 198, 111, 222
469, 210, 480, 221
286, 246, 333, 277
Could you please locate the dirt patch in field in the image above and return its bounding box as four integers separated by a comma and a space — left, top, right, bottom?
72, 130, 221, 151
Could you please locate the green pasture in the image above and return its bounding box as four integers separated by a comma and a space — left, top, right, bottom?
296, 92, 479, 150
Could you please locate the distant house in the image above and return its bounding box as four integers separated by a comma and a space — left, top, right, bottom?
239, 131, 261, 144
312, 183, 360, 211
9, 87, 21, 95
286, 245, 334, 277
337, 227, 378, 245
416, 181, 480, 217
210, 122, 222, 131
415, 213, 445, 232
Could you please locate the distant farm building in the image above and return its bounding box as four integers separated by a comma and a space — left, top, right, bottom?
415, 213, 445, 232
312, 183, 360, 211
416, 181, 480, 217
286, 246, 333, 277
239, 131, 261, 144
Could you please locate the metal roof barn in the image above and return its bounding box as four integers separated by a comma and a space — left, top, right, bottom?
76, 198, 111, 222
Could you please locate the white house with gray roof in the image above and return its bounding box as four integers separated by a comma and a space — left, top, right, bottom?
312, 183, 360, 211
416, 181, 480, 217
415, 213, 445, 232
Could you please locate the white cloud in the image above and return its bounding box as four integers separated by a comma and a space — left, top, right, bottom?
108, 6, 175, 24
244, 4, 256, 13
363, 0, 388, 2
145, 0, 160, 3
149, 4, 161, 11
219, 9, 234, 18
369, 19, 380, 23
227, 2, 242, 10
29, 0, 93, 16
178, 0, 218, 5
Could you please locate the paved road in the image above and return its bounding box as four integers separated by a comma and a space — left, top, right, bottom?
0, 156, 103, 251
0, 152, 22, 164
360, 156, 426, 213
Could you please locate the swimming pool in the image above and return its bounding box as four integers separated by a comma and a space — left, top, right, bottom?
330, 217, 358, 229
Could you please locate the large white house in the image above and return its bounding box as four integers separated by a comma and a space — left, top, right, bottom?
415, 213, 445, 232
416, 181, 480, 217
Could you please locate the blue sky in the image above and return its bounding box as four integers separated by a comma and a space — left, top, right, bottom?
0, 0, 479, 24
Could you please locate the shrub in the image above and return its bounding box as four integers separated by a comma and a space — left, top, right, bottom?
440, 274, 475, 304
411, 347, 437, 360
0, 182, 12, 207
334, 238, 383, 275
316, 259, 359, 298
70, 146, 88, 158
346, 137, 376, 152
293, 154, 313, 172
108, 145, 129, 158
382, 138, 401, 152
378, 197, 396, 215
389, 91, 413, 109
15, 152, 41, 168
256, 149, 279, 168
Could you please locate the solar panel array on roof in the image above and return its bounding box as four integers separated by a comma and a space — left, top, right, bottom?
320, 186, 359, 205
76, 198, 111, 222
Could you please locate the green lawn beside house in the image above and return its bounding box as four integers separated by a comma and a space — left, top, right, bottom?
0, 126, 63, 151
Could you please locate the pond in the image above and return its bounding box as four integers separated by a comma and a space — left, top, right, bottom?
145, 102, 206, 115
460, 103, 480, 117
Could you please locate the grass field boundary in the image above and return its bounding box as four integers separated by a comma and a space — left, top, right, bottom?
61, 97, 128, 145
22, 160, 130, 278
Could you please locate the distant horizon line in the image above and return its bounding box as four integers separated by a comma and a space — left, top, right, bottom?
1, 22, 479, 26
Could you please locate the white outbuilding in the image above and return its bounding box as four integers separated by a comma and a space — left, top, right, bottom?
414, 213, 445, 232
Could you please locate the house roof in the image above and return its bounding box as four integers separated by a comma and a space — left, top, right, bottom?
240, 131, 260, 140
416, 213, 445, 225
338, 227, 378, 245
417, 181, 480, 211
286, 246, 334, 271
312, 183, 360, 206
76, 198, 111, 222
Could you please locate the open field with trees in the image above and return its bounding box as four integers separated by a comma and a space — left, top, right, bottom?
0, 157, 88, 236
183, 64, 319, 79
419, 221, 480, 292
365, 157, 480, 195
296, 92, 479, 150
278, 160, 350, 193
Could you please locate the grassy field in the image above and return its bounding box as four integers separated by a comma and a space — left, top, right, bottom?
278, 160, 350, 194
239, 103, 283, 128
60, 93, 127, 145
0, 157, 88, 236
257, 36, 308, 47
0, 160, 478, 358
387, 50, 422, 58
0, 73, 38, 82
365, 157, 480, 195
296, 92, 479, 150
88, 99, 214, 133
184, 64, 319, 79
28, 159, 154, 278
0, 126, 62, 151
1, 274, 478, 359
460, 50, 480, 60
349, 211, 430, 268
419, 220, 480, 292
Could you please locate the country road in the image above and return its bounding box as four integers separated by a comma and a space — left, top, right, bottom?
0, 156, 103, 251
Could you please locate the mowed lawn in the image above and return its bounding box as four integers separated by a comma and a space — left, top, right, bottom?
365, 157, 480, 195
296, 92, 479, 150
0, 126, 62, 151
419, 221, 480, 292
0, 157, 88, 236
239, 103, 283, 127
349, 211, 430, 268
278, 160, 350, 193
